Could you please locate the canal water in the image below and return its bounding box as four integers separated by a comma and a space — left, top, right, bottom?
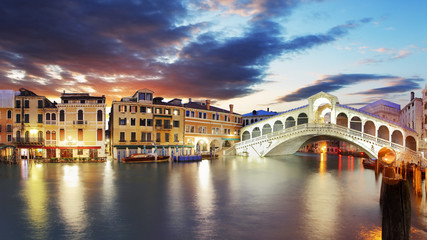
0, 154, 426, 240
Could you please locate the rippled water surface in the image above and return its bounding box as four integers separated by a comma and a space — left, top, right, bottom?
0, 154, 426, 239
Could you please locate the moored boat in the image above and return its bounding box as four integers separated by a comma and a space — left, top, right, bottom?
363, 158, 382, 169
122, 154, 169, 163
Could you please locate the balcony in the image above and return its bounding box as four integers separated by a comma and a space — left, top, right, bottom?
46, 140, 57, 146
45, 120, 57, 125
13, 137, 44, 145
155, 125, 172, 130
73, 120, 87, 125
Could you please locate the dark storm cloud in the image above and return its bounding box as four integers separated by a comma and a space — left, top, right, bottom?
0, 0, 369, 101
278, 74, 423, 102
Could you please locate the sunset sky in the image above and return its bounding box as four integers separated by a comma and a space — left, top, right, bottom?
1, 0, 426, 114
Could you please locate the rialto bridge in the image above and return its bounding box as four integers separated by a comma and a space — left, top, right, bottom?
235, 92, 425, 165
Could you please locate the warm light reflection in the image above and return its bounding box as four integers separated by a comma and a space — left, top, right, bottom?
195, 161, 216, 236
357, 226, 381, 240
102, 160, 115, 212
319, 153, 327, 174
60, 165, 88, 234
23, 164, 48, 239
21, 160, 28, 180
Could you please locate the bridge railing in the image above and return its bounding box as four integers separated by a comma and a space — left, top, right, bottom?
236, 123, 425, 164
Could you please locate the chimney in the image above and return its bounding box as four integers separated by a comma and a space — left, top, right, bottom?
229, 104, 234, 114
206, 100, 210, 110
411, 92, 414, 101
267, 108, 270, 112
189, 98, 192, 103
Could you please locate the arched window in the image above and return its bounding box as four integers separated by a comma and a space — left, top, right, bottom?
242, 131, 250, 141
38, 131, 43, 142
336, 113, 348, 127
252, 127, 261, 138
349, 116, 362, 131
262, 124, 272, 135
52, 113, 56, 120
297, 113, 308, 125
7, 110, 11, 119
46, 131, 51, 140
391, 130, 403, 145
60, 110, 65, 122
97, 110, 103, 122
405, 136, 417, 151
78, 110, 83, 121
285, 117, 295, 128
25, 131, 29, 142
363, 121, 375, 136
46, 113, 51, 120
16, 131, 21, 141
377, 125, 389, 141
273, 120, 283, 132
52, 131, 56, 141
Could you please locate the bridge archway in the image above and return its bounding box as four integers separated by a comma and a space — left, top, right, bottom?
378, 125, 389, 141
252, 127, 261, 138
285, 117, 295, 128
350, 116, 362, 131
262, 124, 272, 135
405, 136, 416, 151
297, 113, 308, 125
313, 97, 332, 123
273, 120, 283, 132
336, 113, 348, 127
364, 121, 375, 136
242, 131, 250, 141
391, 130, 403, 145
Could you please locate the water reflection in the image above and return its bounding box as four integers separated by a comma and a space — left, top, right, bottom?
195, 161, 216, 238
22, 163, 48, 240
59, 165, 88, 237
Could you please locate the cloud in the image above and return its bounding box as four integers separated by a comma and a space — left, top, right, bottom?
278, 74, 423, 102
0, 0, 369, 103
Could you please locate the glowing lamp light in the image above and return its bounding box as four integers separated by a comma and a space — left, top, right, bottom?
29, 129, 38, 135
378, 147, 396, 166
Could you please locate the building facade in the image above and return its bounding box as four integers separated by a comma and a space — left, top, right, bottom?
56, 92, 106, 159
110, 89, 185, 160
183, 100, 242, 153
359, 99, 401, 123
0, 90, 14, 145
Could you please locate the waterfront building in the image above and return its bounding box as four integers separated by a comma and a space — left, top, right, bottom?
359, 99, 401, 123
13, 88, 57, 159
109, 89, 185, 160
400, 92, 423, 135
0, 90, 14, 145
183, 99, 242, 153
57, 92, 106, 159
242, 109, 278, 126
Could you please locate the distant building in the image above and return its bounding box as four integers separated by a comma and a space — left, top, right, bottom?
0, 90, 15, 145
183, 99, 242, 153
242, 108, 278, 126
359, 99, 401, 123
400, 92, 423, 135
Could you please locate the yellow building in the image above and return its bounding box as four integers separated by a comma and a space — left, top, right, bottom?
109, 89, 185, 160
13, 88, 57, 159
56, 92, 106, 159
183, 100, 242, 153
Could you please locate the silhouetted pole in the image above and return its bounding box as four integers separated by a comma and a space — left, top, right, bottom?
378, 147, 411, 240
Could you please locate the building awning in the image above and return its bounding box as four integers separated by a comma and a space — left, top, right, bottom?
221, 138, 240, 141
44, 146, 101, 150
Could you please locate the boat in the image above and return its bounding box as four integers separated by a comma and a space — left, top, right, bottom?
122, 154, 169, 163
173, 155, 202, 162
363, 158, 382, 169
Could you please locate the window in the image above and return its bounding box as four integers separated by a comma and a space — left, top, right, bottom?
119, 118, 126, 125
165, 133, 169, 142
38, 114, 43, 123
198, 126, 207, 133
7, 110, 11, 119
147, 107, 152, 113
139, 92, 146, 100
130, 106, 137, 113
46, 131, 51, 140
97, 110, 103, 121
46, 113, 51, 121
38, 100, 43, 108
140, 118, 146, 126
147, 132, 152, 142
78, 149, 83, 155
147, 119, 153, 126
191, 111, 195, 117
164, 120, 171, 129
24, 100, 29, 108
173, 120, 179, 128
6, 124, 12, 132
15, 100, 21, 108
120, 132, 125, 142
97, 129, 103, 141
119, 105, 127, 112
16, 131, 21, 141
60, 129, 65, 141
155, 108, 162, 114
38, 131, 43, 142
97, 99, 103, 104
52, 131, 56, 141
131, 132, 136, 142
224, 129, 231, 135
155, 119, 162, 127
164, 109, 170, 115
140, 106, 146, 113
203, 113, 207, 119
24, 114, 29, 123
78, 129, 83, 141
63, 100, 68, 104
7, 135, 11, 142
156, 133, 161, 142
224, 115, 228, 121
174, 133, 179, 142
131, 118, 136, 126
199, 112, 202, 118
0, 125, 1, 132
185, 125, 195, 133
140, 132, 152, 142
16, 114, 21, 123
80, 100, 85, 104
173, 110, 179, 115
60, 110, 65, 121
78, 110, 83, 121
186, 110, 190, 117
